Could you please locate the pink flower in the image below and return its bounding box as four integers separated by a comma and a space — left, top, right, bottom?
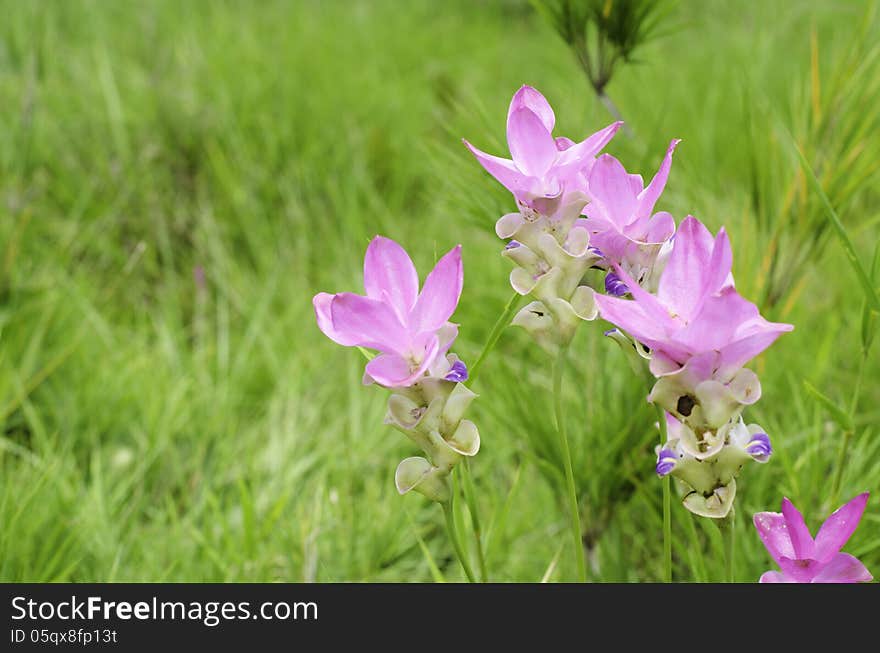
583, 139, 680, 272
464, 85, 621, 218
313, 236, 463, 388
595, 216, 792, 377
754, 494, 873, 583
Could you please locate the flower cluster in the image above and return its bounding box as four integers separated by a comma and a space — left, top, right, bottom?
315, 82, 870, 584
595, 217, 793, 517
313, 236, 478, 502
464, 86, 622, 350
466, 85, 793, 519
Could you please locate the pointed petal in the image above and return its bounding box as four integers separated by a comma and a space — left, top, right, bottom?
717, 326, 793, 379
643, 211, 676, 244
636, 139, 680, 218
814, 492, 870, 562
587, 154, 637, 227
314, 292, 359, 346
753, 511, 797, 566
508, 85, 555, 133
781, 498, 815, 559
329, 293, 408, 354
759, 571, 791, 583
594, 293, 673, 345
555, 121, 623, 168
507, 107, 557, 177
656, 216, 718, 320
674, 290, 760, 353
811, 552, 873, 583
363, 236, 419, 317
463, 139, 530, 195
364, 335, 440, 387
705, 227, 733, 296
411, 245, 463, 333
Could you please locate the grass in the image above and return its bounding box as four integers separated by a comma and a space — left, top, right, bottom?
1, 0, 878, 582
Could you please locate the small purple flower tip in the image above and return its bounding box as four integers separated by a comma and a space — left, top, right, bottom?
505, 240, 522, 250
746, 432, 772, 461
605, 271, 629, 297
655, 449, 678, 477
588, 246, 605, 259
444, 360, 469, 383
603, 328, 618, 337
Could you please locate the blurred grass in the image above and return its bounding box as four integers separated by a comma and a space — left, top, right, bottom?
0, 0, 878, 582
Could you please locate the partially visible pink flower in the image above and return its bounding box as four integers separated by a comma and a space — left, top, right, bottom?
464, 85, 621, 218
583, 139, 680, 272
595, 216, 792, 377
754, 494, 873, 583
313, 236, 463, 388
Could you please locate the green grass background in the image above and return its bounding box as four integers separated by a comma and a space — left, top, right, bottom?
1, 0, 878, 582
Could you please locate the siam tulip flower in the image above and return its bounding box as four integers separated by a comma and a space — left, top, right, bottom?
583, 140, 680, 292
465, 85, 624, 350
313, 235, 479, 502
314, 236, 464, 388
464, 84, 622, 223
595, 216, 793, 430
656, 413, 772, 518
754, 493, 873, 583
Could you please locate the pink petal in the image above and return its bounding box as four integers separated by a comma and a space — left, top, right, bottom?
463, 139, 531, 195
814, 492, 870, 562
508, 85, 555, 134
656, 216, 716, 320
811, 552, 873, 583
555, 121, 623, 169
628, 173, 645, 195
610, 263, 677, 328
594, 292, 674, 347
759, 571, 791, 583
635, 139, 680, 219
314, 292, 359, 346
364, 335, 440, 387
704, 228, 733, 296
507, 107, 557, 177
411, 245, 463, 333
753, 511, 797, 567
642, 211, 676, 244
437, 322, 459, 356
673, 290, 760, 354
555, 136, 575, 151
329, 292, 408, 354
363, 236, 419, 320
587, 154, 638, 226
778, 556, 823, 583
717, 327, 792, 379
781, 498, 815, 559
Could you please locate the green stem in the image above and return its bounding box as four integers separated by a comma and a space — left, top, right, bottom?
466, 291, 521, 389
719, 509, 736, 583
553, 343, 587, 582
830, 354, 866, 507
442, 496, 476, 583
657, 405, 672, 582
459, 459, 488, 582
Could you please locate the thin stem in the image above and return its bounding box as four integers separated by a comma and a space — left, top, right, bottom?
830, 353, 866, 506
663, 479, 672, 581
553, 342, 587, 583
459, 459, 488, 582
719, 509, 736, 583
466, 291, 521, 389
656, 405, 672, 582
442, 495, 476, 583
